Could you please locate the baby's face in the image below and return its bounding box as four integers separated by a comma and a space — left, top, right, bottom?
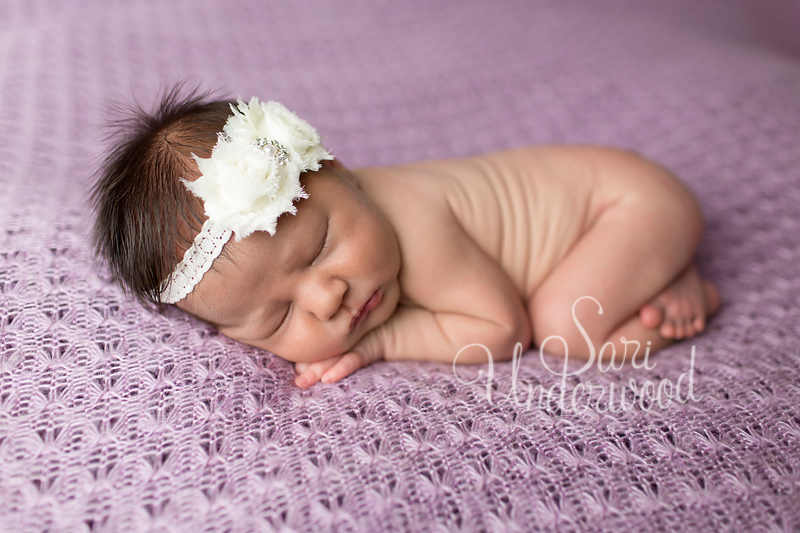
178, 162, 402, 363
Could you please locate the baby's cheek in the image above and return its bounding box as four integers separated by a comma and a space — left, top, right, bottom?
221, 321, 370, 364
214, 327, 289, 361
272, 336, 352, 365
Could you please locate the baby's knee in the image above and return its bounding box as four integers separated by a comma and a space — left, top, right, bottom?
618, 167, 705, 258
655, 179, 705, 256
599, 148, 705, 239
634, 155, 705, 246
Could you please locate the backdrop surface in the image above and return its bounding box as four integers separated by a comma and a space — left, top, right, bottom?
1, 1, 799, 531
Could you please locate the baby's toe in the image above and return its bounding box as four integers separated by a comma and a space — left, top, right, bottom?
674, 320, 688, 339
693, 316, 705, 333
639, 303, 663, 330
660, 321, 676, 339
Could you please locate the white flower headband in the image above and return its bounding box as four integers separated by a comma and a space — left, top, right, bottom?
159, 97, 333, 304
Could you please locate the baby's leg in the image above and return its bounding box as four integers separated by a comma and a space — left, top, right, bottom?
528, 150, 719, 362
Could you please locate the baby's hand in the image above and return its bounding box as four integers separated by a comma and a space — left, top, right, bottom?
293, 330, 385, 388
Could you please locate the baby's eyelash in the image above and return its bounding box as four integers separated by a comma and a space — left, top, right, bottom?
276, 303, 292, 331
311, 223, 330, 265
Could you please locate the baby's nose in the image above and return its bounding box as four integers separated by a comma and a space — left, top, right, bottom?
304, 276, 347, 321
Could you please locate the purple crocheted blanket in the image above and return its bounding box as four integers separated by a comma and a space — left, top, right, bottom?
2, 1, 799, 531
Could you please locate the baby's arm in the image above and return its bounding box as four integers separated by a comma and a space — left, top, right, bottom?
295, 191, 531, 387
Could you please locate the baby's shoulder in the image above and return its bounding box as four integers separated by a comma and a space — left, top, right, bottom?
351, 158, 459, 216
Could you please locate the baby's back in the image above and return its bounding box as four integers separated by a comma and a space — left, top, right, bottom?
354, 146, 607, 299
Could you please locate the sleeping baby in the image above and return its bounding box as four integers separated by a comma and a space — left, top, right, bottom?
92, 89, 719, 388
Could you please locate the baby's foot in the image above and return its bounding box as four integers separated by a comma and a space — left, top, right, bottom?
638, 264, 720, 339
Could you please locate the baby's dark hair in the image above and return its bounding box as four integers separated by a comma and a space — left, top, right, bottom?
91, 85, 234, 307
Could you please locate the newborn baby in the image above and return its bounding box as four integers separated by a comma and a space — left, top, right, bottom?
92, 90, 719, 389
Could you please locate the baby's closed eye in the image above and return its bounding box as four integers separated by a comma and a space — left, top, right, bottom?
310, 220, 330, 266
274, 304, 292, 333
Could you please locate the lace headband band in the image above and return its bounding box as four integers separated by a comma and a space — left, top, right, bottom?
158, 98, 333, 304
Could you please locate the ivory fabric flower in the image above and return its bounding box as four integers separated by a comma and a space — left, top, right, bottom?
183, 97, 333, 240
159, 97, 332, 304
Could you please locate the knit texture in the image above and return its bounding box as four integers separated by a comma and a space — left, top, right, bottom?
1, 1, 799, 531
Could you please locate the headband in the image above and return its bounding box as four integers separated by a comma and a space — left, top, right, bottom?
158, 97, 333, 304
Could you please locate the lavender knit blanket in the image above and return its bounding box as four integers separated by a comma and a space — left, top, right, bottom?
2, 1, 799, 531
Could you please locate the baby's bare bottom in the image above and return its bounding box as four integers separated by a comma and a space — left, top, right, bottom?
528, 152, 719, 363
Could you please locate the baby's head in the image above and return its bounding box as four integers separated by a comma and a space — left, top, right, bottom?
92, 88, 401, 363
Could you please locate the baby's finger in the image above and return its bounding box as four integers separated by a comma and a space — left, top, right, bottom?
320, 352, 368, 384
294, 356, 343, 388
294, 368, 320, 389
